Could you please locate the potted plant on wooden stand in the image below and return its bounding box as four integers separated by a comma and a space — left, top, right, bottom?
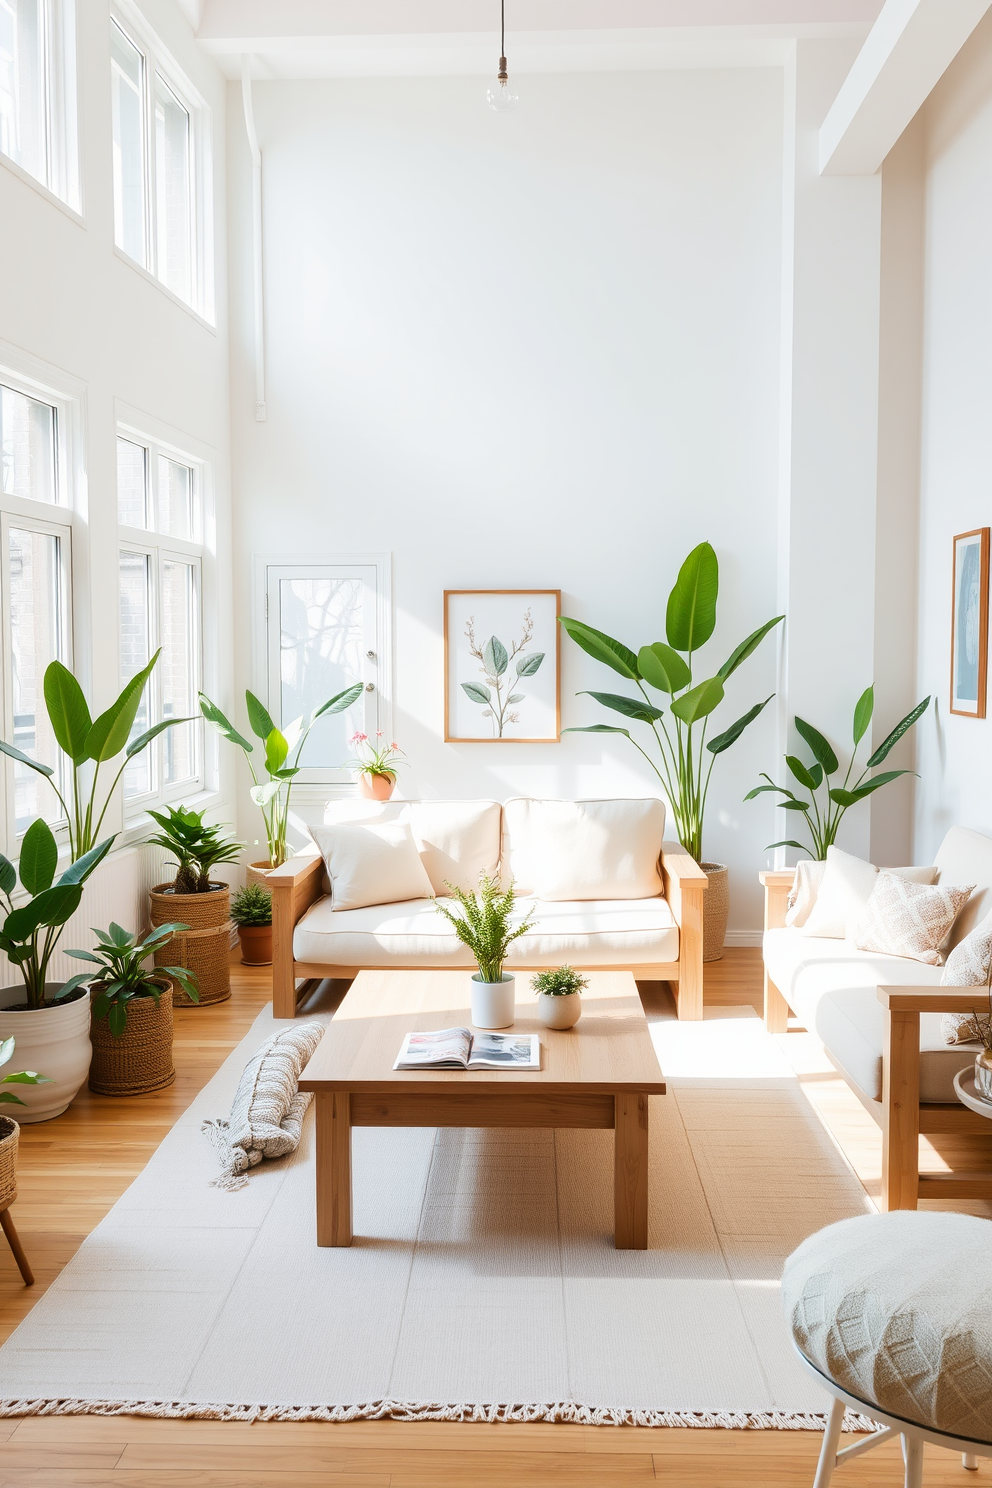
348, 732, 406, 801
0, 1036, 52, 1284
434, 874, 535, 1029
62, 924, 199, 1096
230, 883, 272, 966
145, 807, 241, 1007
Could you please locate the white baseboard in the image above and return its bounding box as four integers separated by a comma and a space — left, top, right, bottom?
723, 930, 763, 948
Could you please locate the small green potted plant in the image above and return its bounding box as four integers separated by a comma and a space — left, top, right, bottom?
62, 923, 199, 1097
434, 873, 535, 1029
145, 807, 242, 1006
348, 731, 406, 801
530, 966, 588, 1030
231, 883, 272, 966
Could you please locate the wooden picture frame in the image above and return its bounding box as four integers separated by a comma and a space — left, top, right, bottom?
950, 528, 990, 718
444, 590, 561, 743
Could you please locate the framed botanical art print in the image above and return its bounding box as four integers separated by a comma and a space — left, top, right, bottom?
444, 590, 560, 742
951, 528, 989, 718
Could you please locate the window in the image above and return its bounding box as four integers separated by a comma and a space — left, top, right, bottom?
0, 375, 72, 840
259, 560, 387, 780
0, 0, 78, 208
110, 12, 209, 315
117, 432, 203, 810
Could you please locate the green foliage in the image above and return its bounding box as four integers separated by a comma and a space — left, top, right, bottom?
745, 688, 931, 859
59, 921, 199, 1037
0, 1035, 53, 1106
0, 823, 114, 1009
146, 806, 242, 894
433, 873, 535, 984
0, 652, 190, 863
199, 684, 363, 868
560, 543, 783, 862
230, 882, 272, 926
530, 965, 588, 998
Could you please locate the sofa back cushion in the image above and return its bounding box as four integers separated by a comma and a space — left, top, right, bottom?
933, 827, 992, 947
322, 798, 501, 896
309, 821, 434, 911
502, 797, 665, 900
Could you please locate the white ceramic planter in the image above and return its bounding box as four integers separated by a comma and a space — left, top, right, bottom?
470, 973, 515, 1029
536, 992, 582, 1030
0, 984, 92, 1122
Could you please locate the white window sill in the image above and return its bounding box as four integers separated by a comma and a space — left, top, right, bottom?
0, 151, 83, 226
113, 247, 216, 333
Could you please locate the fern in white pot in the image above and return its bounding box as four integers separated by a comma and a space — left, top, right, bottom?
434, 874, 534, 1029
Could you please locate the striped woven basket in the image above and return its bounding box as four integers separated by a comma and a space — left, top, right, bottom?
0, 1117, 18, 1211
149, 884, 232, 1007
88, 983, 175, 1097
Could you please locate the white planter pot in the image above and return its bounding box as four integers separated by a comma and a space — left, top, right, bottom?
470, 973, 515, 1030
536, 992, 582, 1030
0, 984, 92, 1123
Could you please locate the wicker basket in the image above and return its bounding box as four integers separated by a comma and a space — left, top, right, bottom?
0, 1117, 18, 1210
149, 883, 231, 1006
700, 862, 730, 963
88, 982, 175, 1097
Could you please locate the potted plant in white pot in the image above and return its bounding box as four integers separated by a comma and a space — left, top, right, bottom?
145, 806, 241, 1007
434, 873, 534, 1029
230, 883, 272, 966
0, 823, 114, 1121
531, 966, 588, 1030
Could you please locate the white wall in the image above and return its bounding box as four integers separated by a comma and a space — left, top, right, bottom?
914, 13, 992, 860
228, 68, 787, 936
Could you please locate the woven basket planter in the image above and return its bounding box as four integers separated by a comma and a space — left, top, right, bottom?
88, 982, 175, 1097
700, 862, 730, 963
0, 1117, 18, 1210
149, 883, 232, 1007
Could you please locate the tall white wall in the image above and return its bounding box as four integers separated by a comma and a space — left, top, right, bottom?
228, 68, 787, 936
914, 13, 992, 859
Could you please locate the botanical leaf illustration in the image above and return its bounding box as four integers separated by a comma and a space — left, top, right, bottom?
483, 636, 509, 677
516, 652, 544, 677
462, 683, 492, 705
464, 608, 542, 737
507, 693, 524, 703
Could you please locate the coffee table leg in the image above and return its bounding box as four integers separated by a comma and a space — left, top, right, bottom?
614, 1093, 649, 1249
316, 1090, 353, 1247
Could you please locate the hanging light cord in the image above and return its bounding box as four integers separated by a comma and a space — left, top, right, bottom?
501, 0, 505, 58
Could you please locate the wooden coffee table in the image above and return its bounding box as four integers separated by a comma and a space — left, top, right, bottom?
298, 968, 666, 1250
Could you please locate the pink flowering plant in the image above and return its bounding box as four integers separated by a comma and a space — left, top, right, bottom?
348, 732, 406, 781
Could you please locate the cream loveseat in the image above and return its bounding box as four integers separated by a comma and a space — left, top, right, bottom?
760, 826, 992, 1213
268, 797, 706, 1022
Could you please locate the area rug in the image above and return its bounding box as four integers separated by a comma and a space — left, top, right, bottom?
0, 999, 875, 1428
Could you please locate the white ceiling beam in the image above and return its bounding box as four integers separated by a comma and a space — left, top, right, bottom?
819, 0, 992, 174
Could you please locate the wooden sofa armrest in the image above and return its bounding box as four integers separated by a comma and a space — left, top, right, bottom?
660, 842, 707, 1022
877, 985, 992, 1014
759, 869, 796, 932
270, 852, 326, 1019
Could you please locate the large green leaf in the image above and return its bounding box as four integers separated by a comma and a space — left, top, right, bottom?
199, 693, 254, 753
717, 616, 784, 680
245, 691, 277, 741
250, 781, 282, 807
866, 696, 931, 768
786, 755, 818, 792
766, 840, 814, 854
125, 716, 193, 758
0, 740, 54, 778
780, 799, 812, 812
708, 696, 773, 756
830, 769, 914, 807
483, 637, 508, 677
794, 717, 839, 775
85, 649, 161, 762
559, 618, 640, 680
670, 675, 725, 726
310, 683, 363, 721
19, 818, 57, 896
638, 643, 691, 694
43, 661, 92, 764
561, 724, 632, 737
264, 728, 290, 775
665, 543, 719, 653
0, 853, 16, 898
4, 882, 83, 941
516, 652, 544, 677
58, 835, 114, 885
579, 691, 665, 723
853, 685, 874, 745
462, 682, 491, 706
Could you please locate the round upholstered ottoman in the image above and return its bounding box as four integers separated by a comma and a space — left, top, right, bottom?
782, 1212, 992, 1486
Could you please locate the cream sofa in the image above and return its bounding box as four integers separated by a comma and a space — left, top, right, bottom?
268, 797, 707, 1021
760, 826, 992, 1213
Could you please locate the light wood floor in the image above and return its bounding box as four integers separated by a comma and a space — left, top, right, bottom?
0, 950, 989, 1487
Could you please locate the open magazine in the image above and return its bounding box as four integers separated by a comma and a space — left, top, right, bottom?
393, 1027, 540, 1071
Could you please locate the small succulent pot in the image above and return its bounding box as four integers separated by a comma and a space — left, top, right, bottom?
976, 1049, 992, 1101
470, 973, 515, 1030
237, 924, 273, 966
537, 992, 582, 1030
358, 771, 395, 801
88, 981, 175, 1097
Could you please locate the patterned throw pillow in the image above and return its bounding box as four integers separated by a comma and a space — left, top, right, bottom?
940, 915, 992, 1044
854, 872, 974, 966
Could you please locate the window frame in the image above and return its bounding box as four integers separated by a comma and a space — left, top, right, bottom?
109, 2, 213, 321
0, 0, 80, 212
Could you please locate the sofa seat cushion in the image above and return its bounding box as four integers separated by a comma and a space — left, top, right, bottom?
764, 927, 981, 1104
294, 895, 679, 969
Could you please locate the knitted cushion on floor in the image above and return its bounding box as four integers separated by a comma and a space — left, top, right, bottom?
782, 1212, 992, 1441
202, 1022, 325, 1190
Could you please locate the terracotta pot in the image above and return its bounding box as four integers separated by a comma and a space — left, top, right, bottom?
358, 772, 395, 801
700, 862, 730, 963
237, 924, 273, 966
536, 992, 582, 1030
0, 985, 91, 1122
88, 982, 175, 1097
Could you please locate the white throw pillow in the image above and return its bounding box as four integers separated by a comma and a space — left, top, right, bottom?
800, 846, 938, 940
854, 873, 974, 966
785, 860, 827, 927
502, 797, 665, 900
409, 801, 501, 896
939, 914, 992, 1044
309, 821, 434, 912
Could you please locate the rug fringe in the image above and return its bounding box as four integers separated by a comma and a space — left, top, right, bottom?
0, 1396, 881, 1431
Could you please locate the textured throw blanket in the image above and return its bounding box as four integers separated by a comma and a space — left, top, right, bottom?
202, 1021, 325, 1190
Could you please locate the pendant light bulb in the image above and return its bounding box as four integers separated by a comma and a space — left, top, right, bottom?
487, 2, 518, 112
